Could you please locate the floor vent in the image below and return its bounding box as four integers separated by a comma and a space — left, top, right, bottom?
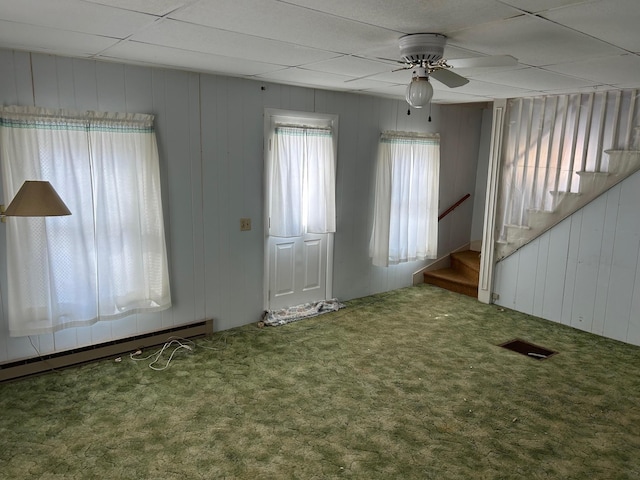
0, 319, 214, 383
499, 338, 557, 360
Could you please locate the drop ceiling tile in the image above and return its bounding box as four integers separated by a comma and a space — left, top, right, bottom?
472, 66, 599, 91
611, 83, 640, 90
82, 0, 187, 16
130, 19, 339, 67
431, 84, 491, 102
542, 0, 640, 52
544, 84, 618, 95
347, 78, 404, 91
0, 0, 637, 105
450, 14, 624, 66
365, 69, 416, 84
0, 0, 157, 38
303, 56, 395, 79
440, 45, 505, 61
499, 0, 589, 12
355, 43, 404, 63
169, 0, 398, 54
358, 84, 408, 100
283, 0, 522, 34
256, 67, 354, 90
431, 90, 493, 103
544, 54, 640, 86
0, 20, 119, 56
453, 63, 523, 79
100, 41, 285, 76
454, 79, 535, 98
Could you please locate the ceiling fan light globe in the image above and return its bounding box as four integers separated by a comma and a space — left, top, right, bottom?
405, 78, 433, 108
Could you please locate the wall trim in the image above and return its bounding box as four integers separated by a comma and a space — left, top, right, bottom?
479, 100, 506, 304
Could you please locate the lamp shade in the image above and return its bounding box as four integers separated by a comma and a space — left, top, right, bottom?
405, 77, 433, 108
4, 181, 71, 217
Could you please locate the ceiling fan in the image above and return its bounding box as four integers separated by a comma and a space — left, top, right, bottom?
395, 33, 517, 108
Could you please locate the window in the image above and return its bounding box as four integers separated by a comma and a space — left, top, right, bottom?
0, 106, 171, 337
369, 132, 440, 267
267, 116, 337, 237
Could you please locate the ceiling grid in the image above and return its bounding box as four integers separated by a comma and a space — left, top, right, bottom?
0, 0, 637, 103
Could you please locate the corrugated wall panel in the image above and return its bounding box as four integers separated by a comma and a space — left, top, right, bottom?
0, 49, 483, 362
495, 171, 640, 347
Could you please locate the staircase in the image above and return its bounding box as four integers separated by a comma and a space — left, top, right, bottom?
423, 250, 480, 297
494, 91, 640, 261
497, 149, 640, 260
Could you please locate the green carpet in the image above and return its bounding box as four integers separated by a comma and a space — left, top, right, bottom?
1, 284, 639, 479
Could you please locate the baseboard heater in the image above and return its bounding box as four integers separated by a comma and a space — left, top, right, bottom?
0, 319, 214, 383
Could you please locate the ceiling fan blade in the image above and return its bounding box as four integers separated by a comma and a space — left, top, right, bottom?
430, 69, 469, 88
447, 55, 518, 69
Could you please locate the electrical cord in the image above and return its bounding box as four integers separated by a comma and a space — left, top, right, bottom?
130, 337, 195, 371
129, 291, 398, 370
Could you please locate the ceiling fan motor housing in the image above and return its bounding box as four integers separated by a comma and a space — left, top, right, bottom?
399, 33, 447, 64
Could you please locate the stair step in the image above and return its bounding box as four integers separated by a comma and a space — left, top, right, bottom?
604, 150, 640, 175
550, 191, 583, 212
423, 250, 480, 298
577, 171, 610, 193
505, 223, 532, 244
527, 209, 557, 229
450, 250, 480, 281
424, 268, 478, 298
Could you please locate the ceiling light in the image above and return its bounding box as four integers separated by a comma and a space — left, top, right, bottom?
405, 66, 433, 108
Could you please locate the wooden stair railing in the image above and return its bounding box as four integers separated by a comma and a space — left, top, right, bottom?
438, 193, 470, 222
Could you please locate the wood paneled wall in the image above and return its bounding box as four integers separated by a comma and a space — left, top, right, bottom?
0, 49, 484, 362
493, 171, 640, 346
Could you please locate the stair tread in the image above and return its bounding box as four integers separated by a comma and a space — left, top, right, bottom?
451, 250, 481, 273
423, 250, 480, 298
549, 191, 582, 196
424, 268, 477, 287
576, 171, 609, 176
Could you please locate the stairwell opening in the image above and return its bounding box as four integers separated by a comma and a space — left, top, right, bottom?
498, 339, 557, 360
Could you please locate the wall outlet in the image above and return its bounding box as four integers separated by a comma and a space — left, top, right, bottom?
240, 218, 251, 231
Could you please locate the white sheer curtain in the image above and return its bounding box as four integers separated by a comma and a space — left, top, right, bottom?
269, 126, 336, 237
0, 106, 171, 337
370, 133, 440, 267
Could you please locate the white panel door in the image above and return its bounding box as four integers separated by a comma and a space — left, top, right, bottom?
263, 108, 338, 312
268, 233, 327, 310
